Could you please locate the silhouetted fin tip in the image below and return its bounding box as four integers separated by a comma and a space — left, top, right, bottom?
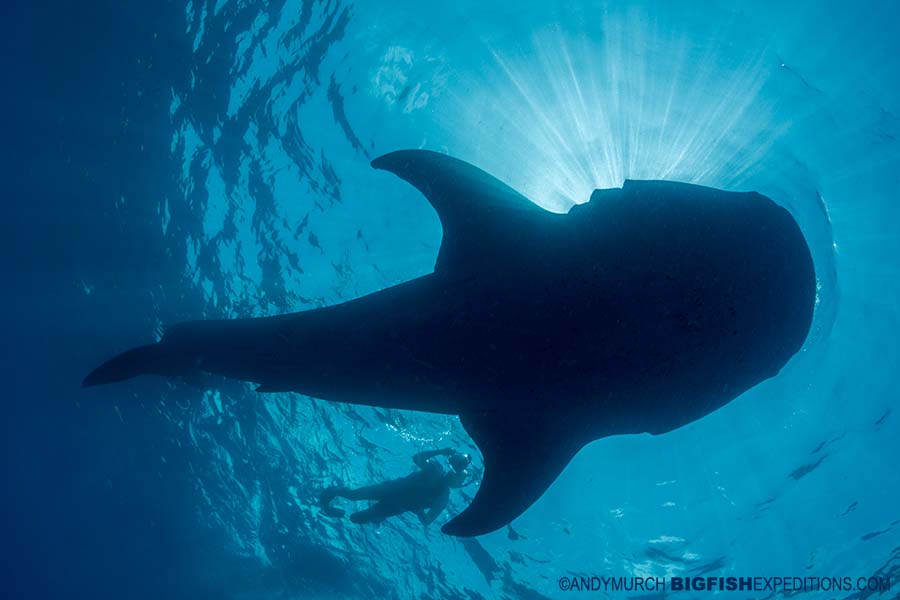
82, 372, 102, 388
370, 149, 552, 274
369, 152, 394, 170
82, 344, 164, 387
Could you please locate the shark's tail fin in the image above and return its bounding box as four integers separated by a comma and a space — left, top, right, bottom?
82, 343, 168, 387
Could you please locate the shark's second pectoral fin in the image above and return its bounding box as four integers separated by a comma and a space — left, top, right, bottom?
371, 149, 556, 274
442, 409, 586, 537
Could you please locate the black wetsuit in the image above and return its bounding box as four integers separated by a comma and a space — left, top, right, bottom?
322, 449, 467, 525
339, 459, 449, 524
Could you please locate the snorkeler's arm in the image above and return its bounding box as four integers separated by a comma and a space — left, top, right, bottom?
418, 487, 450, 526
412, 448, 454, 469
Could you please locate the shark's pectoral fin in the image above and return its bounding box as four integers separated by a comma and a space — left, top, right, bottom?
442, 409, 585, 537
371, 150, 556, 273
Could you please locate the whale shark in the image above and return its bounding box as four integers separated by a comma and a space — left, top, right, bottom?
84, 150, 816, 536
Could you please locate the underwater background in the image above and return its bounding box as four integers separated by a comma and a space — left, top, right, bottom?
4, 0, 899, 598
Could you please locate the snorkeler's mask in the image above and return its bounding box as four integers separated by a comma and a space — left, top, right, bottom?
449, 452, 472, 472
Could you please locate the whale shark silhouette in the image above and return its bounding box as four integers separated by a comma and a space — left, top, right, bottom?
84, 150, 816, 536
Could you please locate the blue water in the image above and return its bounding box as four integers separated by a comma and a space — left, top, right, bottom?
4, 1, 899, 598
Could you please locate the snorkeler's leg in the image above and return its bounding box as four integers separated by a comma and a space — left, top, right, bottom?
341, 481, 396, 501
321, 481, 391, 503
321, 481, 398, 517
350, 502, 404, 524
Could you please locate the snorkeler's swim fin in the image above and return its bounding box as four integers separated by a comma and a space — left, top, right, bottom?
319, 486, 348, 518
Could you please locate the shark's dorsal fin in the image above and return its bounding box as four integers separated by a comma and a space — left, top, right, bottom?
442, 409, 586, 537
371, 150, 553, 273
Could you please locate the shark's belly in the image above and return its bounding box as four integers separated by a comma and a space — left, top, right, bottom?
427, 195, 815, 432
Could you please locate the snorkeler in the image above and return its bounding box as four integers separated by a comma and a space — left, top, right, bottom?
320, 448, 473, 526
